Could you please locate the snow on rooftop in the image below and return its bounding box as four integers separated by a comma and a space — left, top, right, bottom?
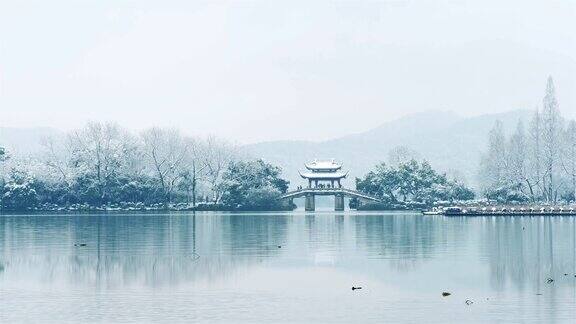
299, 171, 348, 179
305, 159, 342, 170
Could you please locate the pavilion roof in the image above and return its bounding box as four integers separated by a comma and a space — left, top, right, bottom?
305, 159, 342, 171
299, 171, 348, 179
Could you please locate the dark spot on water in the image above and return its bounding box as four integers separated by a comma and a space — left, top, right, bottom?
465, 299, 473, 305
277, 245, 282, 248
546, 278, 554, 284
442, 292, 451, 297
74, 243, 87, 247
351, 286, 362, 291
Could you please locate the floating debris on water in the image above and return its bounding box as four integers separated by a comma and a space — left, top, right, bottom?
74, 243, 87, 247
546, 278, 554, 284
351, 286, 362, 291
465, 299, 473, 305
442, 292, 451, 297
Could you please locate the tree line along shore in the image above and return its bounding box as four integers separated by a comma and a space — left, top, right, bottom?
0, 126, 473, 212
478, 77, 576, 205
1, 76, 574, 212
0, 135, 472, 212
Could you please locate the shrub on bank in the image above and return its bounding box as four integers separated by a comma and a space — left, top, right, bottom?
353, 159, 475, 210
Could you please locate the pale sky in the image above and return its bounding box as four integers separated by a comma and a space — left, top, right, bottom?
1, 0, 575, 143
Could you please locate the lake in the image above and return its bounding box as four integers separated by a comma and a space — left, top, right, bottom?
1, 211, 575, 323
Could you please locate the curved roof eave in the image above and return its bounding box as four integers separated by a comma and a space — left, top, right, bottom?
304, 164, 342, 171
298, 171, 348, 179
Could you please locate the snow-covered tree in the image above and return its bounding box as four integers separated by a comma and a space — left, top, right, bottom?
541, 76, 562, 202
356, 159, 474, 206
141, 127, 189, 205
479, 120, 508, 198
2, 168, 38, 210
1, 123, 245, 210
68, 122, 135, 204
478, 76, 574, 203
40, 136, 74, 189
179, 137, 209, 206
200, 136, 237, 203
561, 120, 576, 202
527, 109, 544, 199
219, 159, 290, 210
507, 121, 534, 201
0, 146, 7, 162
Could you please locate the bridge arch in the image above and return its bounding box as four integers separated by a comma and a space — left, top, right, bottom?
281, 160, 381, 211
280, 188, 382, 211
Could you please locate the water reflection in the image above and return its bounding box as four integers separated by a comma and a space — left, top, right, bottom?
353, 214, 469, 271
479, 216, 576, 292
1, 212, 576, 322
0, 213, 291, 288
1, 213, 576, 288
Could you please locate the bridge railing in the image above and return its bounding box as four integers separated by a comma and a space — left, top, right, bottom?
280, 187, 381, 202
281, 187, 345, 195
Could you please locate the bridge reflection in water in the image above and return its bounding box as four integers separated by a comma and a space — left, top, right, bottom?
2, 213, 576, 322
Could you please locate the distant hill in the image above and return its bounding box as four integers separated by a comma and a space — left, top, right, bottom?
244, 110, 530, 189
0, 110, 530, 189
0, 127, 64, 156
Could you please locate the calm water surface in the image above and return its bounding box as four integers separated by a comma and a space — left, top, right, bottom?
1, 211, 576, 323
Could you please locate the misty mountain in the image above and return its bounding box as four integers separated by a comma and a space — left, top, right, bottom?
0, 127, 64, 156
244, 110, 530, 189
0, 110, 529, 190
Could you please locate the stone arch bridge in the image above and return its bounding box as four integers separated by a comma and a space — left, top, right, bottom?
280, 159, 381, 211
280, 187, 382, 211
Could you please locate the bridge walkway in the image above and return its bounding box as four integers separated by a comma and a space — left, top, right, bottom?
280, 187, 381, 211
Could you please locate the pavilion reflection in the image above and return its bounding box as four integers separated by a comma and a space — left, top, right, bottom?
1, 213, 456, 287
3, 213, 574, 292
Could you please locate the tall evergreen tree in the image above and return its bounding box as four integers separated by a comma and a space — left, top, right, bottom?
562, 120, 576, 201
478, 76, 576, 203
479, 120, 508, 197
541, 76, 562, 202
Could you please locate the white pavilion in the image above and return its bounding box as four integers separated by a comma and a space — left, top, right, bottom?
298, 159, 348, 189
